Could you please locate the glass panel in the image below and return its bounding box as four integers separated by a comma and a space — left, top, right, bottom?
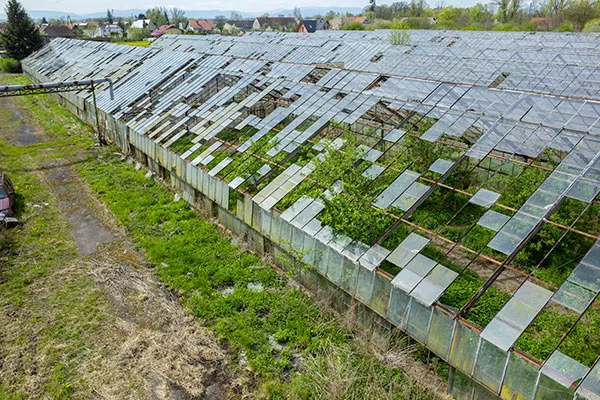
500, 353, 538, 400
478, 210, 510, 232
411, 264, 459, 306
358, 244, 390, 271
406, 299, 432, 344
390, 254, 437, 293
473, 339, 508, 394
362, 163, 385, 180
576, 360, 600, 400
370, 271, 391, 316
326, 247, 343, 284
470, 188, 502, 208
372, 170, 419, 209
429, 158, 454, 175
534, 372, 575, 400
552, 281, 596, 314
473, 381, 501, 400
280, 196, 312, 222
481, 281, 553, 351
427, 308, 455, 360
340, 257, 359, 294
302, 233, 317, 266
387, 286, 410, 328
314, 239, 329, 275
261, 208, 272, 237
392, 181, 429, 211
355, 264, 375, 304
386, 233, 430, 269
450, 323, 480, 375
449, 369, 474, 400
541, 351, 589, 389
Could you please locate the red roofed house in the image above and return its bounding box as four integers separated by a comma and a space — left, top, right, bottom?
328, 16, 370, 30
530, 17, 552, 30
151, 25, 183, 37
186, 19, 216, 34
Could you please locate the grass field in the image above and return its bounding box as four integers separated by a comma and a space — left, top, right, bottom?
112, 41, 151, 47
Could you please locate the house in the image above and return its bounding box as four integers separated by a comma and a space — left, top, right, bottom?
41, 25, 76, 43
131, 19, 156, 30
296, 19, 328, 33
66, 22, 88, 34
530, 17, 552, 29
151, 25, 183, 37
328, 16, 370, 30
252, 17, 297, 32
186, 19, 216, 34
94, 23, 123, 38
223, 19, 255, 34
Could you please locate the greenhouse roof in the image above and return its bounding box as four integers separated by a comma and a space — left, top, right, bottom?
23, 30, 600, 397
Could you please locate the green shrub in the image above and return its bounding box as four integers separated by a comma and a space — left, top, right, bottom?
0, 57, 22, 73
583, 18, 600, 32
388, 30, 411, 45
342, 21, 366, 30
556, 22, 573, 31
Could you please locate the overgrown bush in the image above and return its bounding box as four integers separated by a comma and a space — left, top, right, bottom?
583, 18, 600, 31
342, 21, 366, 30
0, 57, 22, 73
388, 30, 411, 45
557, 22, 573, 31
125, 27, 150, 41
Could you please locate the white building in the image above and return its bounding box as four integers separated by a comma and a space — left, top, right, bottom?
131, 19, 156, 30
94, 24, 123, 38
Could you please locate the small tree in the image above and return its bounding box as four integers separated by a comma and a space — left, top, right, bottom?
564, 0, 595, 30
1, 0, 43, 60
293, 7, 303, 19
388, 29, 411, 44
214, 15, 226, 32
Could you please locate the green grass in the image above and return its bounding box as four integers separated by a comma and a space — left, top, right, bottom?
74, 151, 432, 398
0, 77, 116, 398
0, 74, 437, 398
113, 41, 151, 47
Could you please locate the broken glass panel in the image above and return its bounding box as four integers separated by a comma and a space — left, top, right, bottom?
429, 158, 454, 175
480, 281, 553, 351
469, 188, 501, 208
411, 264, 460, 306
386, 233, 430, 269
390, 254, 437, 293
541, 351, 590, 389
478, 210, 510, 232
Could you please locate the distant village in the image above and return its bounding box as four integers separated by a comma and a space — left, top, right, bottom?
0, 8, 376, 45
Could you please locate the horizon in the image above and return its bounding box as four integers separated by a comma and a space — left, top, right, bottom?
0, 0, 487, 16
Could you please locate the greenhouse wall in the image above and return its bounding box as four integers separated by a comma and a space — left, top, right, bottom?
23, 63, 585, 400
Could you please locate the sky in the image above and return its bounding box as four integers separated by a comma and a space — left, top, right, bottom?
3, 0, 479, 15
8, 0, 364, 14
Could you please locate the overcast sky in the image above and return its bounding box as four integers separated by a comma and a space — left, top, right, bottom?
9, 0, 362, 13
4, 0, 479, 14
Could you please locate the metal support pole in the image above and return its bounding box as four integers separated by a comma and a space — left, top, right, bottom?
90, 81, 106, 146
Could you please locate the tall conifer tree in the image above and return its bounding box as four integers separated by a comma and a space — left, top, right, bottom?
1, 0, 43, 60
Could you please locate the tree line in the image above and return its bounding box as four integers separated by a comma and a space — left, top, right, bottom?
339, 0, 600, 31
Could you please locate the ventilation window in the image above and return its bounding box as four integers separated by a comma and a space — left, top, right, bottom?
370, 53, 384, 63
489, 72, 511, 88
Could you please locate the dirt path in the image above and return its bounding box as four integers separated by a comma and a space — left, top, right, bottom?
0, 94, 241, 399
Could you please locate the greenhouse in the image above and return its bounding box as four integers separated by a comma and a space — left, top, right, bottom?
22, 30, 600, 399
